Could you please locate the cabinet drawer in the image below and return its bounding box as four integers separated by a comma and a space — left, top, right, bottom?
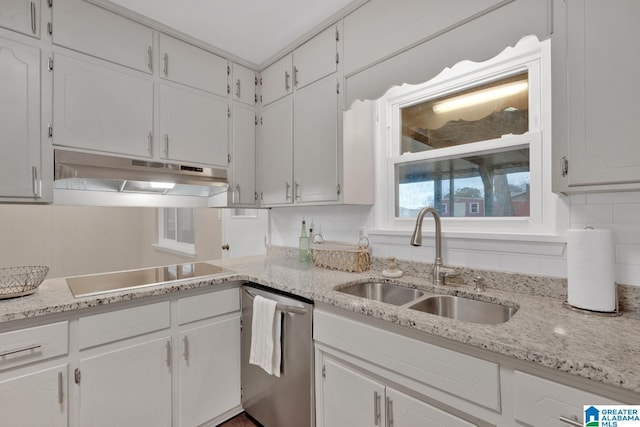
314, 310, 500, 411
78, 301, 170, 349
178, 287, 239, 325
514, 371, 621, 426
0, 322, 68, 371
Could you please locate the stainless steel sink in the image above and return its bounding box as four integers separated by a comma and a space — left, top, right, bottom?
338, 282, 424, 306
409, 295, 516, 324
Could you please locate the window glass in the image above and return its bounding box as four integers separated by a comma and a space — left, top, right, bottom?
400, 72, 528, 154
396, 147, 530, 218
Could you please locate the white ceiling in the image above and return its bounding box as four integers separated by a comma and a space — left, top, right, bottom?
107, 0, 358, 66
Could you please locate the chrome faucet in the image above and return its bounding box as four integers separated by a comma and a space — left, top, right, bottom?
410, 207, 456, 285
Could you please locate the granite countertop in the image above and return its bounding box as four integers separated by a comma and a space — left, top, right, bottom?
1, 255, 639, 396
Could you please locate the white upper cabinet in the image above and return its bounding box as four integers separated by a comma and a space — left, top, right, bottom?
292, 25, 338, 90
52, 0, 153, 73
260, 55, 293, 106
554, 0, 640, 192
159, 34, 228, 96
343, 0, 505, 76
159, 83, 228, 167
0, 0, 41, 38
53, 53, 154, 158
0, 36, 49, 202
259, 96, 293, 205
231, 62, 256, 106
293, 75, 339, 203
230, 104, 257, 205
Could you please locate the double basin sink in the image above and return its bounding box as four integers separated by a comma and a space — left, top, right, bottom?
337, 281, 517, 325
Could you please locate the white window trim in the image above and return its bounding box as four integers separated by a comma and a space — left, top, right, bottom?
371, 36, 568, 240
155, 208, 197, 257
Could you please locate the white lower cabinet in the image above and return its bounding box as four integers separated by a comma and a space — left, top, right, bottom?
513, 371, 621, 427
319, 355, 475, 427
178, 315, 241, 427
0, 364, 68, 427
78, 337, 172, 427
320, 356, 385, 427
71, 286, 241, 427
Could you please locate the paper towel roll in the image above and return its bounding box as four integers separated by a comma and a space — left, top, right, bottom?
567, 228, 617, 312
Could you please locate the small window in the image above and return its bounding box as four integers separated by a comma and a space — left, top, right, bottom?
156, 208, 196, 256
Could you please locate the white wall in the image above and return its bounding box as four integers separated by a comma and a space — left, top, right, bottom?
0, 205, 222, 279
269, 192, 640, 287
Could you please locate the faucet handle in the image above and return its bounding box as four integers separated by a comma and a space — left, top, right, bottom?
473, 276, 486, 292
438, 267, 458, 285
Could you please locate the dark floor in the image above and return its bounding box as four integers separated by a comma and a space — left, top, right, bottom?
217, 412, 260, 427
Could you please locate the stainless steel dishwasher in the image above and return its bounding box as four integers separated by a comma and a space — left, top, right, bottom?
241, 283, 315, 427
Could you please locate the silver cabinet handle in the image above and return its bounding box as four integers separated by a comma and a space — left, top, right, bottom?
236, 79, 241, 98
163, 53, 169, 76
58, 371, 64, 405
373, 391, 381, 426
147, 132, 153, 155
235, 184, 240, 204
147, 46, 153, 72
559, 415, 583, 426
284, 70, 290, 91
285, 182, 291, 200
0, 344, 41, 358
30, 2, 36, 34
163, 134, 169, 156
294, 181, 301, 201
182, 336, 189, 362
31, 166, 39, 197
386, 396, 393, 427
165, 340, 172, 368
293, 66, 299, 87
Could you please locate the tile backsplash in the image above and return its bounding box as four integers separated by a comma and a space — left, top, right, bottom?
270, 190, 640, 287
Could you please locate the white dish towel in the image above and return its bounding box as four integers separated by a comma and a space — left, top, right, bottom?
249, 294, 281, 377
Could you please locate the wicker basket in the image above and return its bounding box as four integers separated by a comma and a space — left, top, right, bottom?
311, 237, 370, 273
0, 266, 49, 299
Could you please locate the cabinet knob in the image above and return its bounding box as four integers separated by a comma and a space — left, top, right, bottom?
222, 244, 230, 251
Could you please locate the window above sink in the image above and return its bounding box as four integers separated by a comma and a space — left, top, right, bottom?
371, 36, 567, 237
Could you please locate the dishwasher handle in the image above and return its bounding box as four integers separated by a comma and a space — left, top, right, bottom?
243, 288, 308, 315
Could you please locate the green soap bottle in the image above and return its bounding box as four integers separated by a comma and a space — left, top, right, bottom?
299, 219, 310, 262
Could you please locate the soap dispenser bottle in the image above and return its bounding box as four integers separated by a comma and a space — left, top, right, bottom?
299, 219, 310, 262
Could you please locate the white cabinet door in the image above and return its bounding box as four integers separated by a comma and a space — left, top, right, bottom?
79, 337, 172, 427
343, 0, 505, 75
293, 25, 338, 90
0, 36, 44, 200
160, 83, 228, 167
159, 34, 228, 96
293, 75, 339, 203
0, 0, 40, 38
564, 0, 640, 189
261, 55, 292, 106
230, 104, 256, 205
259, 96, 293, 205
178, 315, 241, 427
319, 356, 385, 427
53, 53, 153, 158
386, 387, 476, 427
0, 365, 67, 427
232, 62, 256, 106
52, 0, 153, 73
513, 371, 620, 427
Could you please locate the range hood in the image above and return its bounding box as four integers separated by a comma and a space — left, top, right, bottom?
54, 149, 229, 197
